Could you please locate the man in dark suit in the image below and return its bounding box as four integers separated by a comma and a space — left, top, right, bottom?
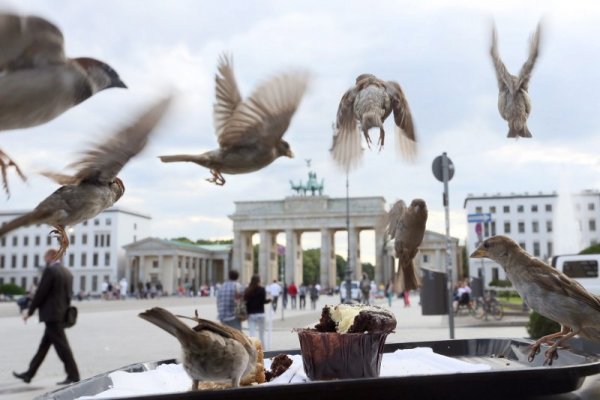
13, 249, 80, 385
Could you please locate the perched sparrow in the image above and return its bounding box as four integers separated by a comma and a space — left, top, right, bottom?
331, 74, 416, 171
0, 96, 171, 260
490, 22, 541, 138
0, 12, 127, 196
139, 307, 257, 390
471, 235, 600, 365
385, 199, 428, 292
160, 54, 309, 185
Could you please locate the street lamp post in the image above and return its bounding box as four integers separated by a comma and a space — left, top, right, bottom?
344, 171, 353, 303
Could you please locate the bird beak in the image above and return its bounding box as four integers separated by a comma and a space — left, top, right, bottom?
111, 79, 128, 89
470, 247, 487, 258
286, 149, 294, 158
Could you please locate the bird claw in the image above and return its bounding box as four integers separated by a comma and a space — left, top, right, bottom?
0, 150, 27, 199
206, 170, 226, 186
528, 344, 541, 363
543, 348, 559, 366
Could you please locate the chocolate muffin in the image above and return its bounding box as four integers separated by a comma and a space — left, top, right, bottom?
298, 304, 396, 380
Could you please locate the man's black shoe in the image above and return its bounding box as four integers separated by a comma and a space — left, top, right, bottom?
57, 377, 79, 385
12, 371, 31, 384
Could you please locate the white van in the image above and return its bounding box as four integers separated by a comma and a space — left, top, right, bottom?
551, 254, 600, 295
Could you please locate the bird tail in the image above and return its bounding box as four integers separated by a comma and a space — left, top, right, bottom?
507, 124, 532, 138
394, 258, 421, 293
159, 154, 206, 164
0, 209, 52, 237
139, 307, 195, 342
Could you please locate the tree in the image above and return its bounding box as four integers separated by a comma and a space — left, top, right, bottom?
171, 236, 194, 244
361, 262, 374, 280
303, 248, 320, 284
579, 244, 600, 255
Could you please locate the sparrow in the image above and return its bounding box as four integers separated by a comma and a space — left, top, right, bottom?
331, 74, 416, 171
385, 199, 428, 292
139, 307, 257, 390
490, 22, 541, 138
0, 96, 172, 260
471, 235, 600, 365
0, 12, 127, 196
159, 54, 309, 185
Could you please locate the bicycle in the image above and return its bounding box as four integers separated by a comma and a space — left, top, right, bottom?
472, 290, 504, 321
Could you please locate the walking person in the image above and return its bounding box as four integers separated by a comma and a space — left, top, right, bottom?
360, 273, 371, 305
267, 280, 281, 312
309, 284, 319, 310
13, 249, 80, 385
216, 270, 243, 330
385, 280, 394, 307
243, 275, 271, 345
288, 282, 298, 309
298, 283, 307, 310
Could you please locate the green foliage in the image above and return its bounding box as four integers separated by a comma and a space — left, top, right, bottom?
0, 283, 26, 296
489, 279, 512, 288
336, 255, 347, 283
171, 236, 194, 244
303, 248, 320, 284
527, 311, 561, 339
579, 244, 600, 255
362, 262, 374, 280
196, 238, 233, 244
461, 246, 469, 277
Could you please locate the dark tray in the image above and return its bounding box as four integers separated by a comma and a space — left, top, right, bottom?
36, 338, 600, 400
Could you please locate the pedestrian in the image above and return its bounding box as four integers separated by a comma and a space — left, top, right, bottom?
267, 280, 281, 311
360, 273, 371, 305
13, 249, 80, 385
288, 282, 298, 309
243, 274, 271, 345
298, 283, 307, 310
385, 280, 394, 307
119, 277, 128, 300
216, 270, 243, 330
309, 284, 320, 310
101, 279, 109, 300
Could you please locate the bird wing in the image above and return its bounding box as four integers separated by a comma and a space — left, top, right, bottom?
490, 24, 516, 95
217, 71, 309, 149
0, 13, 65, 71
516, 22, 541, 91
330, 86, 362, 170
41, 96, 172, 185
178, 314, 253, 349
529, 257, 600, 313
385, 81, 417, 161
385, 200, 407, 239
213, 54, 242, 139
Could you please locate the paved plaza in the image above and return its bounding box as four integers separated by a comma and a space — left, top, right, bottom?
0, 294, 529, 400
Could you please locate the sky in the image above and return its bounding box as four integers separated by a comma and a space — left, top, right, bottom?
3, 0, 600, 264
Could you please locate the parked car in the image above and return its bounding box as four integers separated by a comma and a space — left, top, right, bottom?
339, 281, 361, 303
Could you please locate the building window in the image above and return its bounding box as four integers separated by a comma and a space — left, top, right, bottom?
83, 220, 88, 226
134, 223, 137, 230
133, 235, 137, 242
533, 242, 540, 257
93, 253, 98, 267
69, 254, 74, 267
23, 236, 28, 246
491, 221, 496, 236
532, 221, 539, 233
70, 235, 75, 245
546, 220, 553, 233
517, 205, 524, 213
0, 255, 4, 268
81, 253, 87, 267
80, 276, 86, 291
504, 222, 511, 234
34, 254, 39, 267
94, 234, 99, 247
153, 260, 159, 268
92, 275, 98, 292
94, 219, 99, 226
531, 205, 538, 212
489, 206, 496, 213
475, 206, 482, 213
590, 219, 597, 232
11, 255, 17, 268
22, 255, 27, 268
100, 235, 105, 247
106, 218, 111, 226
35, 236, 40, 246
82, 234, 87, 245
106, 234, 111, 247
518, 222, 525, 233
546, 204, 552, 212
21, 277, 27, 290
423, 254, 430, 263
104, 253, 110, 266
12, 236, 17, 246
547, 242, 553, 257
589, 203, 595, 211
46, 236, 52, 246
0, 237, 5, 246
484, 223, 489, 237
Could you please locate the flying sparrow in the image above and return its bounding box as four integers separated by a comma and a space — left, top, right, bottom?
0, 12, 127, 196
385, 199, 428, 292
0, 96, 171, 260
490, 22, 541, 138
331, 74, 416, 171
471, 235, 600, 365
159, 54, 309, 185
139, 307, 257, 390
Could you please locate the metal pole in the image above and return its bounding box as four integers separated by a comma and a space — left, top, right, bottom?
443, 152, 455, 339
345, 171, 352, 303
280, 254, 284, 321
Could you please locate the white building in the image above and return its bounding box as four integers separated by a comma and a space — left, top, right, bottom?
464, 190, 600, 286
0, 207, 151, 295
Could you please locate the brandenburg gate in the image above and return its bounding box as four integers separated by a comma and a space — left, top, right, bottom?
229, 195, 390, 289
